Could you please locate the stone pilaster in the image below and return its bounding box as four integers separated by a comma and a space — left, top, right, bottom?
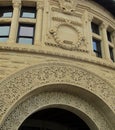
111, 31, 115, 45
100, 23, 110, 60
34, 1, 44, 46
8, 0, 21, 43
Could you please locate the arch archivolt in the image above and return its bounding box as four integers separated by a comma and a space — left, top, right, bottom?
0, 92, 111, 130
0, 62, 115, 129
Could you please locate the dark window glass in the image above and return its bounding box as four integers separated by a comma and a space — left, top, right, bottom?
93, 38, 102, 58
17, 24, 35, 44
107, 31, 111, 42
20, 7, 36, 18
0, 24, 10, 42
109, 46, 114, 61
91, 22, 100, 35
0, 6, 13, 17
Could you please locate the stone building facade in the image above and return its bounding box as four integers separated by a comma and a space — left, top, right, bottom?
0, 0, 115, 130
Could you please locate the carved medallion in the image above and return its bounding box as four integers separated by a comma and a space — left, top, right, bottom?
49, 23, 87, 51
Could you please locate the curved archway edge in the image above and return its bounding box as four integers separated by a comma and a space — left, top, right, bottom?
0, 62, 115, 129
0, 92, 111, 130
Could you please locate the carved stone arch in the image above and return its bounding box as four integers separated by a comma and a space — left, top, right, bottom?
0, 92, 111, 130
0, 62, 115, 129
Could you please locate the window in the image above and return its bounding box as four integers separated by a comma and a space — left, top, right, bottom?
0, 6, 13, 17
93, 38, 102, 58
106, 29, 114, 61
17, 24, 35, 44
91, 22, 100, 35
109, 46, 114, 61
107, 31, 111, 42
20, 7, 36, 18
0, 24, 10, 42
91, 21, 102, 58
107, 31, 112, 42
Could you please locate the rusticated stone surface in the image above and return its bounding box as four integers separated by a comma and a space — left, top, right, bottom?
0, 0, 115, 130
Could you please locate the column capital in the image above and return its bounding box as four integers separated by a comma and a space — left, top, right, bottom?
12, 0, 21, 8
88, 15, 93, 22
37, 1, 44, 10
100, 22, 108, 30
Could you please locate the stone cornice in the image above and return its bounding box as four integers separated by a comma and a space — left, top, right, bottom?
0, 43, 115, 69
77, 2, 115, 28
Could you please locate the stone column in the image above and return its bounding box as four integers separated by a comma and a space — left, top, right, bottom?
100, 23, 110, 60
8, 0, 21, 43
34, 1, 44, 46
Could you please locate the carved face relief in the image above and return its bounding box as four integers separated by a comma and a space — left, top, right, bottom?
59, 0, 76, 13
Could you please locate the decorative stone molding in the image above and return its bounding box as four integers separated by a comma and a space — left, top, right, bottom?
48, 23, 88, 51
0, 92, 111, 130
0, 44, 115, 69
0, 62, 114, 128
52, 16, 82, 26
58, 0, 77, 14
51, 7, 81, 17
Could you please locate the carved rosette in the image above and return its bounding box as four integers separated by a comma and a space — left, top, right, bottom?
49, 23, 87, 51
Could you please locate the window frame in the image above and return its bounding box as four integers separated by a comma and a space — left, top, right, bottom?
17, 23, 35, 45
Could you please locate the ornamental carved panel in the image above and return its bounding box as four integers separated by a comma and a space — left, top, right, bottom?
49, 23, 87, 51
45, 0, 88, 52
